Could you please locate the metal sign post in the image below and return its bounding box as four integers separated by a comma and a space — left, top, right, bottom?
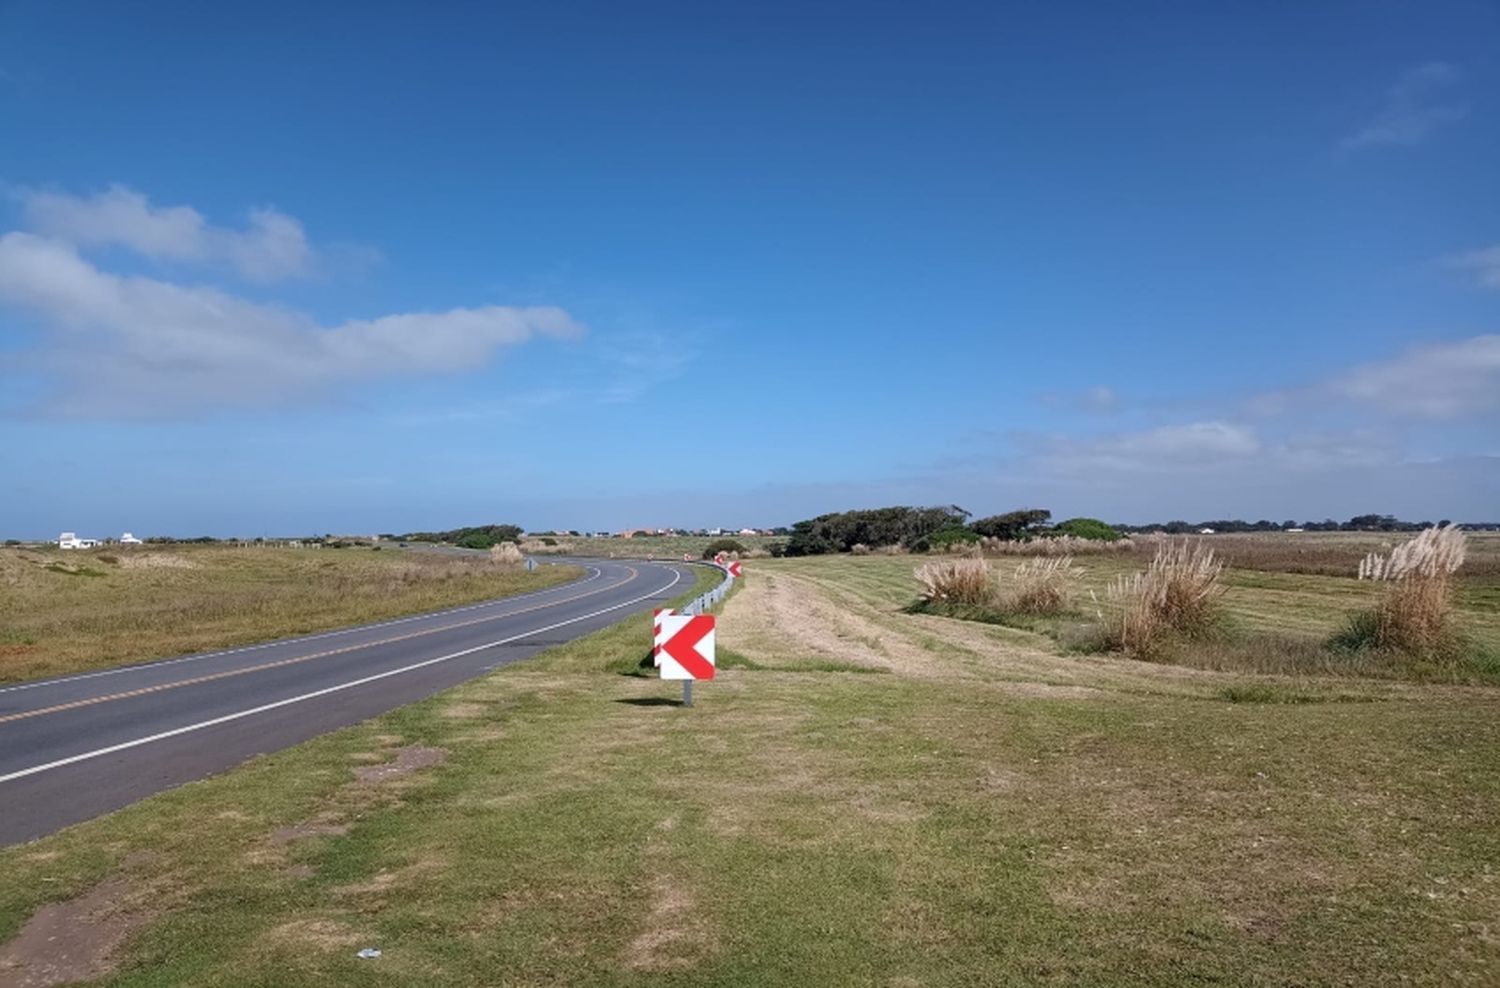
683, 680, 693, 707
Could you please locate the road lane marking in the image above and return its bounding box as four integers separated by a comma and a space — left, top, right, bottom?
0, 566, 642, 724
0, 568, 685, 784
0, 564, 608, 696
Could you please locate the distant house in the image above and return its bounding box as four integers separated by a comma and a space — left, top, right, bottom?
1285, 527, 1305, 534
120, 532, 144, 545
58, 532, 100, 550
1198, 528, 1216, 535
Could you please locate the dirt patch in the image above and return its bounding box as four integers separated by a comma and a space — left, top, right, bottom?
719, 571, 950, 678
0, 877, 157, 988
352, 745, 448, 784
621, 879, 712, 972
441, 703, 488, 719
270, 821, 350, 844
285, 864, 316, 880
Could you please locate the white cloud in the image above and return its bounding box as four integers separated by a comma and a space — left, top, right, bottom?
1327, 335, 1500, 418
1022, 420, 1263, 475
1343, 62, 1466, 149
0, 232, 582, 417
1246, 334, 1500, 421
1445, 245, 1500, 290
17, 185, 337, 281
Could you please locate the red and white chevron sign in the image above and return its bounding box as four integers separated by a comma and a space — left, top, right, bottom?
658, 614, 715, 680
652, 608, 674, 667
726, 560, 743, 578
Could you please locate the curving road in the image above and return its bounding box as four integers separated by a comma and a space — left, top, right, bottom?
0, 557, 696, 846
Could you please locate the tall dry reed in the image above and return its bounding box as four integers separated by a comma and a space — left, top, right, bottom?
1005, 556, 1078, 614
982, 535, 1135, 556
1353, 524, 1466, 656
914, 557, 993, 605
1102, 539, 1224, 656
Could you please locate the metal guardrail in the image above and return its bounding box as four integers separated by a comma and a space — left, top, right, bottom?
678, 562, 733, 616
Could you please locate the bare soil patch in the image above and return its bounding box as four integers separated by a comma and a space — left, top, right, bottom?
0, 877, 157, 987
352, 745, 448, 784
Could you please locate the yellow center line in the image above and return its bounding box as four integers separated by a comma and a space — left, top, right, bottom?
0, 566, 642, 725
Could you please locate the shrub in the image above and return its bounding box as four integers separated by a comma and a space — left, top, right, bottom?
928, 526, 980, 549
1004, 556, 1078, 614
1102, 539, 1225, 657
850, 543, 871, 555
702, 538, 746, 560
914, 557, 993, 605
489, 542, 524, 567
1051, 518, 1122, 542
1349, 524, 1467, 658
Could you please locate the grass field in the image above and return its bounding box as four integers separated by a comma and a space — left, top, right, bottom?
0, 545, 580, 684
1, 539, 1498, 985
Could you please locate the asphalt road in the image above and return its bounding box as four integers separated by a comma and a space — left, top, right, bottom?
0, 557, 697, 846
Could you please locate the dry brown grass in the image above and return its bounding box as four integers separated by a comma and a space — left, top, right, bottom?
914, 557, 992, 605
982, 534, 1135, 556
1004, 556, 1079, 614
1354, 525, 1468, 657
0, 546, 577, 684
1103, 539, 1226, 657
1153, 529, 1500, 580
489, 542, 525, 566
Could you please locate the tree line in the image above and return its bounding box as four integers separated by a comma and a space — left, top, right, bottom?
783, 506, 1124, 555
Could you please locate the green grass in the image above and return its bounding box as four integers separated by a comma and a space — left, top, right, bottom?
1, 557, 1498, 985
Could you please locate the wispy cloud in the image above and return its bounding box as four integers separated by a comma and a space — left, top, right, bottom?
14, 184, 377, 282
1250, 334, 1500, 420
1343, 62, 1466, 150
1444, 245, 1500, 290
0, 230, 582, 418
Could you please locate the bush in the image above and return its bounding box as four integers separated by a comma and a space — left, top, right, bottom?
1051, 517, 1122, 542
850, 543, 871, 555
1103, 539, 1225, 657
914, 557, 993, 605
927, 526, 979, 549
1348, 524, 1467, 658
489, 542, 524, 567
1004, 556, 1078, 614
702, 538, 746, 560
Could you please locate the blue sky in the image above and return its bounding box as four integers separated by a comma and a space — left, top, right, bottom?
1, 1, 1497, 538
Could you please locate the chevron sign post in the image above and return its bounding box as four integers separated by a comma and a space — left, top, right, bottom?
659, 613, 715, 706
726, 560, 743, 578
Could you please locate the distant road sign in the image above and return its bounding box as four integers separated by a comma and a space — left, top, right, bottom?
726, 561, 743, 578
524, 557, 538, 572
659, 614, 715, 680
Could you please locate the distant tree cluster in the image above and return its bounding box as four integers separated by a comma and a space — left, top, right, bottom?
784, 506, 1136, 555
784, 505, 971, 556
1112, 515, 1452, 534
971, 509, 1052, 540
400, 523, 524, 549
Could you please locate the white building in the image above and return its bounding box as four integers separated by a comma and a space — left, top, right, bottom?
58, 532, 100, 550
120, 532, 144, 545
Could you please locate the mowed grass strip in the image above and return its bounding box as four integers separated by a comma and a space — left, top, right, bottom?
2, 560, 1498, 985
0, 546, 580, 684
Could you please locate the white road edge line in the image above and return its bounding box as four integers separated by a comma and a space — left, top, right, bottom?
0, 564, 607, 696
0, 568, 684, 785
